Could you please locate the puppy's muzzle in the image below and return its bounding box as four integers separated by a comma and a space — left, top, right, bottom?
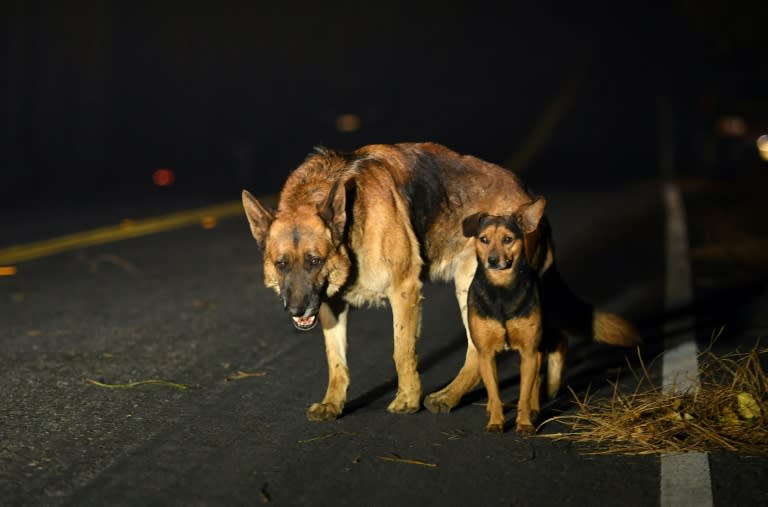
486, 256, 512, 270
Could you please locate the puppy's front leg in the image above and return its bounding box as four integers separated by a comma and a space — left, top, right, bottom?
307, 299, 349, 421
471, 317, 507, 432
515, 347, 539, 435
478, 352, 504, 432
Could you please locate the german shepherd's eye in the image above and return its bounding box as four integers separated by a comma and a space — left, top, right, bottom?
502, 236, 514, 245
275, 258, 289, 271
479, 236, 490, 244
307, 255, 323, 268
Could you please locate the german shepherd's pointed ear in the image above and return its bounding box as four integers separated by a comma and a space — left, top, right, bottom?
517, 197, 546, 234
242, 190, 275, 249
462, 212, 487, 238
319, 179, 351, 246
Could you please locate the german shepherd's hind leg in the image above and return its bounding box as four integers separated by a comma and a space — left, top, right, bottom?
424, 344, 481, 413
424, 254, 480, 413
546, 336, 567, 399
530, 351, 543, 420
386, 280, 423, 414
307, 300, 350, 421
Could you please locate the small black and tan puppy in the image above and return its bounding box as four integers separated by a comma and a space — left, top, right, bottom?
462, 197, 640, 434
462, 198, 556, 434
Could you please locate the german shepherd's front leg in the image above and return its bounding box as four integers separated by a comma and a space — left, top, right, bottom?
307, 299, 349, 421
386, 280, 422, 414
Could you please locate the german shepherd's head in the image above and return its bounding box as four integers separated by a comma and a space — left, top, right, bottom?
462, 197, 546, 287
241, 182, 352, 331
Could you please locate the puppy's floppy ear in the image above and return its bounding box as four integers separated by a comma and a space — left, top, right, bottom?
462, 212, 486, 238
518, 197, 546, 234
242, 190, 275, 249
319, 178, 352, 246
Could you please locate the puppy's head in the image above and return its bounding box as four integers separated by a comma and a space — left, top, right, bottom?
242, 182, 352, 331
462, 197, 546, 285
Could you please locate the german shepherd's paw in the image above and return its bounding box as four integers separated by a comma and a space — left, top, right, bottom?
387, 394, 420, 414
423, 392, 454, 414
306, 402, 341, 421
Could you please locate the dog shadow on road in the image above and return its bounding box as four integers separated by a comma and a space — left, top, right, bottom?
343, 277, 767, 426
343, 330, 469, 416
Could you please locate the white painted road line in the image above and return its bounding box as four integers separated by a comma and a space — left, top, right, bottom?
660, 183, 713, 507
661, 452, 713, 507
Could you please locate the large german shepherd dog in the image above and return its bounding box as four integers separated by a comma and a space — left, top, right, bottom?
241, 142, 639, 421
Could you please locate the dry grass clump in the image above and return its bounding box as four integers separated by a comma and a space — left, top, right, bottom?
539, 343, 768, 455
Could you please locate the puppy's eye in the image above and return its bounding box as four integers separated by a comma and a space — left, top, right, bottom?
502, 236, 514, 245
479, 236, 489, 244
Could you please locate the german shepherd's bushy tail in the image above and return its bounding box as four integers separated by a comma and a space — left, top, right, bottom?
541, 265, 641, 347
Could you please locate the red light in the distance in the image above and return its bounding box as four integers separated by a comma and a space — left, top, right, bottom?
152, 168, 175, 187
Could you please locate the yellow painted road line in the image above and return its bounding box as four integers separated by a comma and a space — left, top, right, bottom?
0, 266, 18, 276
0, 200, 246, 266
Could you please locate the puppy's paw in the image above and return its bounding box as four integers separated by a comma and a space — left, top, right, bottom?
515, 422, 535, 436
387, 393, 420, 414
306, 402, 341, 421
423, 392, 454, 414
485, 422, 504, 433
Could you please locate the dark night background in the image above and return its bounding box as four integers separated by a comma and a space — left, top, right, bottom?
3, 4, 768, 503
4, 1, 767, 211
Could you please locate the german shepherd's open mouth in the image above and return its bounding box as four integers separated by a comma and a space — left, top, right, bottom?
292, 314, 318, 331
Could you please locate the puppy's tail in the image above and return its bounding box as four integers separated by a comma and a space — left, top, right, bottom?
541, 265, 641, 347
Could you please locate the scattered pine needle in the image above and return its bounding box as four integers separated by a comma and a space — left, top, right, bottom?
297, 432, 340, 444
297, 431, 354, 444
377, 455, 438, 468
86, 378, 191, 390
538, 342, 768, 455
224, 370, 267, 382
441, 429, 467, 440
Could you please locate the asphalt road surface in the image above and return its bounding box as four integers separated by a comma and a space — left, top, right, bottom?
1, 170, 767, 506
